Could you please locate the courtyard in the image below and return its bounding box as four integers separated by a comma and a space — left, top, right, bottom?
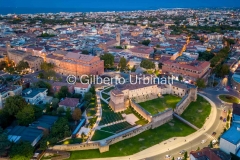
181, 95, 211, 128
68, 117, 195, 159
138, 94, 181, 115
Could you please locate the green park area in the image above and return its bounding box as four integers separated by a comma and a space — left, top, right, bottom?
91, 130, 114, 141
101, 93, 110, 100
219, 94, 240, 104
181, 95, 211, 128
138, 95, 181, 115
68, 117, 195, 159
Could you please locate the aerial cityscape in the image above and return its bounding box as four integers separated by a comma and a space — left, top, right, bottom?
0, 1, 240, 160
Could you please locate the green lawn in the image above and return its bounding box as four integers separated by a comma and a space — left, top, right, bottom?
219, 94, 240, 104
61, 138, 82, 145
138, 95, 181, 115
181, 95, 211, 128
91, 130, 114, 141
103, 87, 114, 93
101, 122, 134, 134
102, 93, 110, 99
68, 118, 195, 159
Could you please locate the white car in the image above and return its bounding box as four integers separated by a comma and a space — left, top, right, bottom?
177, 157, 183, 160
165, 155, 171, 159
212, 139, 218, 145
201, 140, 206, 144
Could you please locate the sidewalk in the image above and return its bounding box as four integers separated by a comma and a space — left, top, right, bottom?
82, 93, 218, 160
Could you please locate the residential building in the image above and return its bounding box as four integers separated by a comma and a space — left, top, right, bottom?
74, 83, 91, 96
22, 88, 48, 105
0, 85, 22, 109
46, 51, 104, 77
190, 147, 231, 160
219, 103, 240, 157
58, 97, 79, 111
162, 60, 211, 83
129, 45, 154, 59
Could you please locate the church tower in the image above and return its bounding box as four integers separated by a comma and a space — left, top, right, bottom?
116, 32, 121, 46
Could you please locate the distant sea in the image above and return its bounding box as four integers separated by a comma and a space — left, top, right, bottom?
0, 0, 239, 15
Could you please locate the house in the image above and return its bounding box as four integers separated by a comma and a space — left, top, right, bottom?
220, 103, 240, 157
52, 82, 74, 94
0, 85, 22, 109
58, 97, 79, 111
74, 83, 91, 96
22, 88, 48, 105
190, 147, 231, 160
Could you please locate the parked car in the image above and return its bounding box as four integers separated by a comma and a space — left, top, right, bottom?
220, 116, 223, 120
223, 118, 227, 122
177, 157, 183, 160
212, 132, 216, 136
165, 155, 171, 159
201, 140, 206, 144
179, 150, 186, 155
212, 139, 218, 145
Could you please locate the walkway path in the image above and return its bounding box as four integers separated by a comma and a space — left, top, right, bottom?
87, 90, 102, 142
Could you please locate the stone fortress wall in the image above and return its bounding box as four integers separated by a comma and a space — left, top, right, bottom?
51, 81, 198, 153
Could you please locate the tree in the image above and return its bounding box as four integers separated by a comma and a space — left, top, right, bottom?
45, 70, 56, 79
0, 109, 13, 129
65, 108, 72, 121
16, 60, 29, 72
32, 105, 43, 119
56, 86, 71, 99
4, 95, 27, 116
184, 151, 188, 160
196, 78, 206, 89
16, 106, 35, 126
172, 157, 175, 160
34, 80, 52, 93
81, 50, 89, 55
0, 127, 11, 156
9, 142, 34, 160
38, 72, 44, 79
89, 86, 96, 95
156, 44, 160, 48
158, 62, 163, 69
141, 39, 151, 46
40, 62, 54, 71
140, 59, 155, 69
118, 57, 127, 70
72, 108, 82, 122
84, 92, 93, 102
57, 107, 65, 115
100, 53, 114, 68
197, 147, 200, 150
0, 61, 7, 70
209, 141, 213, 148
216, 64, 230, 77
178, 75, 183, 82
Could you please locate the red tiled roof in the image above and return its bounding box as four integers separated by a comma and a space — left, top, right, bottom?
58, 98, 79, 108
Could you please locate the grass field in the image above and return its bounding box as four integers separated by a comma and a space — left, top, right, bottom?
138, 95, 181, 115
61, 138, 82, 145
219, 94, 240, 104
103, 86, 115, 93
102, 93, 110, 99
91, 130, 114, 141
181, 95, 211, 128
68, 117, 195, 159
101, 121, 134, 133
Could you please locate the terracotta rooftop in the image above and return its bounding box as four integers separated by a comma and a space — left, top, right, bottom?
58, 98, 79, 108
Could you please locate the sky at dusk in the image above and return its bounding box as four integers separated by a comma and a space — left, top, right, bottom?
0, 0, 239, 8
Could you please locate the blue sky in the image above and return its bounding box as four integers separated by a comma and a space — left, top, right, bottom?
0, 0, 239, 8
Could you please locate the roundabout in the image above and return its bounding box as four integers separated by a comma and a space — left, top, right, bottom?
218, 94, 240, 104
